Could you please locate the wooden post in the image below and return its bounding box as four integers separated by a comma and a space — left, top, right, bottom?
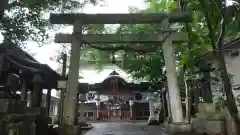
129, 100, 134, 119
0, 53, 4, 77
46, 89, 51, 116
32, 74, 43, 107
62, 21, 82, 126
96, 93, 100, 120
59, 53, 67, 125
32, 74, 44, 135
20, 77, 27, 101
28, 90, 33, 107
162, 19, 183, 123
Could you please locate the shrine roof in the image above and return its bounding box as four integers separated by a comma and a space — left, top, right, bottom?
0, 43, 61, 89
78, 71, 161, 92
109, 70, 119, 76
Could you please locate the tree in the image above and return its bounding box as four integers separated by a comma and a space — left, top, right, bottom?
197, 0, 240, 131
77, 0, 240, 127
0, 0, 101, 46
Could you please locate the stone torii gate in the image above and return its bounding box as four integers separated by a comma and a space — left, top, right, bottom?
50, 12, 191, 128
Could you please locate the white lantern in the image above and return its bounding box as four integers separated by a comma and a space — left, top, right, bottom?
129, 100, 134, 106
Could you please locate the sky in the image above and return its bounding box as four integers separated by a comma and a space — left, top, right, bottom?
28, 0, 148, 98
25, 0, 147, 83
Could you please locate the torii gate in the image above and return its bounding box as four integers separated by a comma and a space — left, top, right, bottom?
50, 12, 191, 127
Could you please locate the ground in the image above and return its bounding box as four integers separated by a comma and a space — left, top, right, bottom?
85, 121, 167, 135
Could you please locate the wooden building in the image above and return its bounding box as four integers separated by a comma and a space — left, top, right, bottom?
77, 70, 157, 121
0, 42, 61, 117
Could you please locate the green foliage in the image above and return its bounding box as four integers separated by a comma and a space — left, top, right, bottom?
112, 0, 239, 85
56, 0, 240, 88
0, 0, 101, 45
114, 0, 179, 85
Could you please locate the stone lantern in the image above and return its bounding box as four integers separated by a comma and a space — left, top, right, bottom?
147, 92, 158, 125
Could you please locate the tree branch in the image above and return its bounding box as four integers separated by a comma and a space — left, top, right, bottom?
211, 0, 240, 130
199, 0, 217, 52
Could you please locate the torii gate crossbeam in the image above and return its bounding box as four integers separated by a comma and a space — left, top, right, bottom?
50, 12, 191, 24
54, 33, 188, 44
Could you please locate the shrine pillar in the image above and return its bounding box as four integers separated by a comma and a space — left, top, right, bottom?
96, 93, 100, 120
129, 100, 134, 120
27, 90, 33, 107
108, 105, 110, 119
161, 19, 183, 123
32, 74, 43, 107
32, 74, 44, 135
46, 89, 51, 116
20, 76, 27, 101
20, 74, 28, 108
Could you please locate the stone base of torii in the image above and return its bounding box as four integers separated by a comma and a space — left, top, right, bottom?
50, 12, 191, 135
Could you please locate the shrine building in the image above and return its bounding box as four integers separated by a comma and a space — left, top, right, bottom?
77, 70, 156, 121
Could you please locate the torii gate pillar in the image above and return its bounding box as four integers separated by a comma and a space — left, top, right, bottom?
162, 19, 183, 123
60, 21, 82, 134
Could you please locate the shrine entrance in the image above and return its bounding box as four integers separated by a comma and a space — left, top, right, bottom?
50, 12, 191, 127
109, 105, 121, 120
81, 70, 151, 121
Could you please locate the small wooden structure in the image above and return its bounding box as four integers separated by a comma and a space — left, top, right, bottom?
0, 42, 61, 135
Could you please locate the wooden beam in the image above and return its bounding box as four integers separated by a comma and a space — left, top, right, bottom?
54, 33, 188, 44
50, 12, 192, 24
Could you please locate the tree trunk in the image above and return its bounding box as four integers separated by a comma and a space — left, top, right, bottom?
216, 47, 240, 133
213, 0, 240, 132
199, 0, 240, 133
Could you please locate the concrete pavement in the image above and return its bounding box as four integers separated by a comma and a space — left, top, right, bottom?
85, 121, 168, 135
